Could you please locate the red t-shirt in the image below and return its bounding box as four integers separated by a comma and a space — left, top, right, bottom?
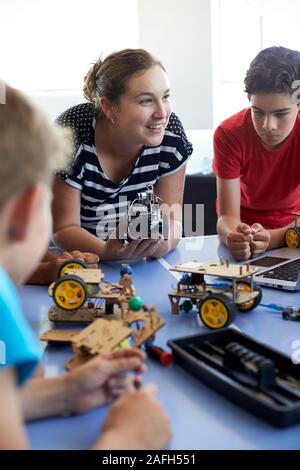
212, 108, 300, 229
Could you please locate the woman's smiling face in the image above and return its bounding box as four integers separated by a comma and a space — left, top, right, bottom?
113, 65, 172, 148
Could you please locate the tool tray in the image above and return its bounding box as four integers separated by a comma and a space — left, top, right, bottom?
168, 329, 300, 427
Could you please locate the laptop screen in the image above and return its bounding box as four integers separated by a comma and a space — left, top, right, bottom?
248, 256, 289, 268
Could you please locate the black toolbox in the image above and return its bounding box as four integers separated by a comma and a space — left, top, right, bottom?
168, 329, 300, 427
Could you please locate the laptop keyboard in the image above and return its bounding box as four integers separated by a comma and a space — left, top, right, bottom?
260, 258, 300, 282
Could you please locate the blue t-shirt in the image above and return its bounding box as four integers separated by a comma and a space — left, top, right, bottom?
0, 266, 41, 386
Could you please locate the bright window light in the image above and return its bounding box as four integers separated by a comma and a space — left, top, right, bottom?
0, 0, 139, 91
213, 0, 300, 126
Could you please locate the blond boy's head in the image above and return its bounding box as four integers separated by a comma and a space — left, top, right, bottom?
0, 84, 68, 207
0, 83, 70, 283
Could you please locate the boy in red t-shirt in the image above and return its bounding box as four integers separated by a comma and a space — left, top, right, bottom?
213, 46, 300, 260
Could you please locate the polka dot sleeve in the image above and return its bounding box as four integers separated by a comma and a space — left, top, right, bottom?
55, 103, 95, 180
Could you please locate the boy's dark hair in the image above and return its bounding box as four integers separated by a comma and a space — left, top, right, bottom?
244, 46, 300, 96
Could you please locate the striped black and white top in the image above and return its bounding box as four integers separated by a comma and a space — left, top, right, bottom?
56, 103, 193, 239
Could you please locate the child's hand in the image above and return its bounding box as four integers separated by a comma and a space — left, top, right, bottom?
55, 250, 99, 269
148, 238, 171, 259
102, 237, 161, 261
250, 223, 270, 257
99, 384, 172, 450
226, 223, 253, 260
101, 221, 162, 261
34, 250, 99, 285
65, 348, 146, 415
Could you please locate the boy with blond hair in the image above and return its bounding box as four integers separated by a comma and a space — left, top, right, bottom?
0, 84, 171, 449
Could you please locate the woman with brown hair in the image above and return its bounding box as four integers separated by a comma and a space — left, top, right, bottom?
52, 48, 192, 261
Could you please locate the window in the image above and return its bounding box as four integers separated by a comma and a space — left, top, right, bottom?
1, 0, 139, 91
213, 0, 300, 126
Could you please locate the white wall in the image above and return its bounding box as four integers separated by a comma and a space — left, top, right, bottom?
1, 0, 139, 91
1, 0, 213, 129
29, 91, 86, 121
138, 0, 213, 129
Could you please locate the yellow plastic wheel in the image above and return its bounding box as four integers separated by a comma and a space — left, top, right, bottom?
285, 227, 300, 248
53, 275, 87, 310
58, 258, 87, 278
237, 281, 254, 311
199, 294, 234, 329
237, 281, 262, 312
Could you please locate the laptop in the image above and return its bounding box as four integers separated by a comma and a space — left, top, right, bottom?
251, 247, 300, 291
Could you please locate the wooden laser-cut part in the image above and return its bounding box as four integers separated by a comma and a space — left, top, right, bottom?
65, 354, 93, 370
63, 306, 165, 370
124, 306, 165, 347
99, 282, 123, 296
168, 288, 258, 306
119, 274, 136, 297
72, 318, 132, 356
170, 261, 260, 279
65, 268, 104, 283
46, 262, 166, 369
40, 329, 79, 343
48, 268, 134, 324
168, 260, 263, 329
48, 305, 121, 324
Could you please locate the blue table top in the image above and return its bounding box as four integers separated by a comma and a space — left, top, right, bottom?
20, 236, 300, 449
